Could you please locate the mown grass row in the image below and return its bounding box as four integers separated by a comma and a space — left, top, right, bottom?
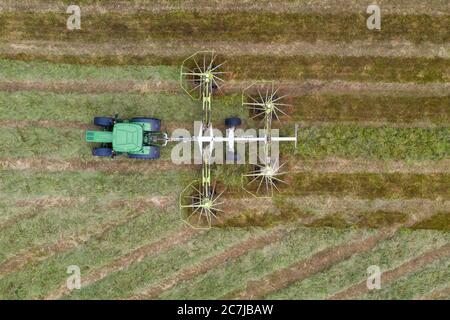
0, 204, 184, 299
0, 199, 174, 264
363, 254, 450, 299
266, 228, 450, 299
156, 226, 368, 299
0, 91, 245, 123
0, 169, 193, 262
2, 55, 448, 83
65, 224, 364, 299
0, 169, 194, 197
0, 59, 178, 81
0, 12, 448, 43
282, 125, 450, 160
287, 173, 449, 200
290, 95, 450, 125
2, 91, 449, 125
1, 125, 448, 161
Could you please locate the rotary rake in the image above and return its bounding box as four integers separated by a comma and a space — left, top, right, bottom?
178, 51, 298, 229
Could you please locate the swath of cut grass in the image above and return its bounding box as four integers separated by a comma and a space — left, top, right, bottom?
1, 55, 448, 83
282, 125, 450, 160
63, 226, 271, 299
0, 170, 194, 198
157, 226, 367, 299
266, 228, 450, 299
0, 91, 245, 123
0, 59, 178, 81
287, 172, 450, 200
0, 205, 183, 299
362, 254, 450, 299
290, 95, 450, 125
0, 12, 448, 44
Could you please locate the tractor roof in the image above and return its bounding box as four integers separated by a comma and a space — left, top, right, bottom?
112, 123, 143, 153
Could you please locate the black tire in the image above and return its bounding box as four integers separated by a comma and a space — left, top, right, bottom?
94, 117, 114, 127
92, 147, 113, 157
130, 118, 161, 131
225, 117, 241, 128
128, 146, 160, 160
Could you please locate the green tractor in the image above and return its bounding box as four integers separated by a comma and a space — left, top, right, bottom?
85, 115, 168, 159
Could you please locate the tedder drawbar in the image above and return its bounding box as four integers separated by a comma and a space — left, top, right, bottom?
86, 51, 298, 229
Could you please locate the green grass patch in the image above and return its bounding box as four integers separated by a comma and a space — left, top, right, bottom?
0, 12, 448, 43
158, 226, 368, 299
290, 95, 450, 124
283, 125, 450, 160
266, 228, 450, 299
289, 173, 450, 199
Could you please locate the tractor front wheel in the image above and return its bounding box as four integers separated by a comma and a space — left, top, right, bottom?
92, 147, 113, 157
94, 117, 114, 127
225, 117, 241, 128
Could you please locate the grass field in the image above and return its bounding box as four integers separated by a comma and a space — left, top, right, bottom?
0, 0, 449, 300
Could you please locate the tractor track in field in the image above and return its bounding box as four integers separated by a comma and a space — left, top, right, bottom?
0, 196, 169, 280
0, 158, 195, 173
0, 119, 93, 129
127, 226, 289, 300
1, 0, 448, 16
328, 242, 450, 299
224, 209, 440, 299
2, 40, 449, 59
0, 197, 80, 231
1, 80, 449, 97
419, 285, 450, 300
44, 226, 201, 300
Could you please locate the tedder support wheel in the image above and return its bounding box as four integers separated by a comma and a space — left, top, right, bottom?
128, 146, 160, 160
92, 147, 113, 157
130, 118, 161, 132
94, 117, 114, 127
225, 117, 241, 128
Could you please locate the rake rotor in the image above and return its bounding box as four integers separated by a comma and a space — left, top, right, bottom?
180, 50, 227, 100
242, 82, 290, 124
180, 181, 225, 229
242, 158, 288, 198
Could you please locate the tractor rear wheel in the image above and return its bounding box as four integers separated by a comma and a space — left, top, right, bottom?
94, 117, 114, 127
128, 146, 160, 160
130, 118, 161, 131
92, 147, 113, 157
225, 117, 241, 128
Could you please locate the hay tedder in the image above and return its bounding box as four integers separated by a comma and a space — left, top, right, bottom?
86, 51, 298, 229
